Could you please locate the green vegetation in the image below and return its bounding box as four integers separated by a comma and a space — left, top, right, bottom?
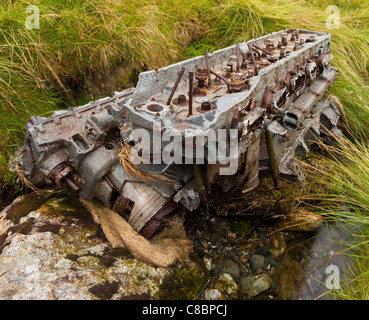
156, 265, 207, 300
0, 0, 206, 183
1, 0, 369, 299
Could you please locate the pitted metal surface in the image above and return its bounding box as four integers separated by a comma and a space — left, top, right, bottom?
20, 29, 341, 238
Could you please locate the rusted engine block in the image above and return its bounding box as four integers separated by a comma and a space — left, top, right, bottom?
20, 29, 341, 238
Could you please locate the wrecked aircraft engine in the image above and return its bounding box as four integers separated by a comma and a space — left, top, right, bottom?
20, 29, 341, 238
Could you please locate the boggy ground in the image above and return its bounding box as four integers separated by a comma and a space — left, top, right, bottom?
184, 205, 352, 300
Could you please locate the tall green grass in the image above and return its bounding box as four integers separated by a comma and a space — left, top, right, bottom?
0, 0, 205, 181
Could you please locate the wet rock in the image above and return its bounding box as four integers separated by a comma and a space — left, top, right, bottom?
0, 192, 171, 300
249, 254, 267, 272
203, 256, 212, 271
212, 257, 240, 279
214, 273, 239, 299
240, 273, 272, 297
254, 247, 271, 257
274, 255, 302, 300
210, 218, 232, 236
0, 192, 48, 234
204, 288, 224, 300
209, 233, 220, 247
269, 232, 286, 257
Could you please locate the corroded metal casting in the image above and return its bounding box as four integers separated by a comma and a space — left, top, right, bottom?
20, 29, 341, 238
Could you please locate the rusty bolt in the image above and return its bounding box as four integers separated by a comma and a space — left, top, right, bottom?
266, 39, 275, 50
282, 36, 288, 46
230, 74, 243, 85
195, 66, 208, 88
241, 52, 247, 69
226, 65, 232, 77
280, 46, 286, 57
201, 101, 212, 111
177, 94, 187, 105
246, 67, 254, 78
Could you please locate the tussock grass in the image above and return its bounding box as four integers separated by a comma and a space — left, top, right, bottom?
0, 0, 205, 181
118, 142, 180, 186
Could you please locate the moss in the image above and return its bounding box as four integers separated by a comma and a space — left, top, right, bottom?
48, 190, 89, 214
232, 220, 252, 237
269, 184, 298, 201
181, 38, 217, 60
156, 264, 206, 300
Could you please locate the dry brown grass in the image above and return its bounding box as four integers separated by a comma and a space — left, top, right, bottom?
117, 142, 180, 186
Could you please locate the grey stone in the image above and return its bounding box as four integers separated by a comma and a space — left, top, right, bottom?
215, 273, 239, 299
249, 254, 266, 272
86, 244, 109, 256
55, 258, 73, 270
213, 257, 240, 279
204, 288, 224, 300
269, 232, 286, 257
240, 273, 273, 297
0, 194, 171, 300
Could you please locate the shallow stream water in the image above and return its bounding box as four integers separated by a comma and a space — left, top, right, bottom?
185, 208, 356, 300
295, 220, 356, 299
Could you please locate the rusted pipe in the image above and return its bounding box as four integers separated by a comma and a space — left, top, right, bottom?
188, 71, 193, 117
194, 163, 207, 205
209, 69, 230, 92
236, 43, 240, 72
64, 176, 81, 193
247, 43, 258, 75
205, 50, 212, 88
253, 45, 273, 56
104, 175, 118, 192
265, 130, 280, 190
167, 67, 185, 105
251, 46, 261, 59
